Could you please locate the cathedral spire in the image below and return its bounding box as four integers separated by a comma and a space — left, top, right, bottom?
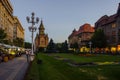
39, 19, 45, 30
39, 19, 45, 35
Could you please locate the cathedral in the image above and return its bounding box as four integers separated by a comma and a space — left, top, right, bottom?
35, 20, 49, 51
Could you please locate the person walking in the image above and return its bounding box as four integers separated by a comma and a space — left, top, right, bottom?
26, 50, 30, 63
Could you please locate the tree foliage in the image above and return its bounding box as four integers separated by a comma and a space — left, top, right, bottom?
46, 38, 56, 52
0, 28, 6, 43
55, 43, 62, 52
61, 40, 68, 52
13, 37, 24, 47
56, 40, 69, 53
70, 42, 79, 49
91, 29, 107, 48
24, 42, 31, 49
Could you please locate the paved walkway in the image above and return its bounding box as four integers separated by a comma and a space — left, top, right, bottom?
0, 55, 29, 80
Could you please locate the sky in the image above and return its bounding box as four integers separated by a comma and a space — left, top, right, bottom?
10, 0, 120, 43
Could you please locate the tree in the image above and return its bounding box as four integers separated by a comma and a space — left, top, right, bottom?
24, 42, 31, 49
91, 29, 107, 48
61, 40, 68, 53
55, 40, 68, 53
0, 28, 7, 43
55, 43, 62, 52
46, 38, 56, 53
13, 37, 24, 47
70, 42, 79, 49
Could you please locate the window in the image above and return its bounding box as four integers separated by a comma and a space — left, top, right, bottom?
112, 36, 116, 43
112, 23, 116, 28
112, 31, 116, 35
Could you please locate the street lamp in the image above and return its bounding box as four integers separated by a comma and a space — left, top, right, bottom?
89, 41, 92, 54
26, 12, 39, 57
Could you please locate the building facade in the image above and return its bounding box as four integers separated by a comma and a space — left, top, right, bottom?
68, 23, 94, 51
0, 0, 14, 42
14, 16, 24, 40
35, 20, 49, 51
77, 24, 94, 47
0, 0, 24, 45
68, 29, 78, 45
95, 3, 120, 51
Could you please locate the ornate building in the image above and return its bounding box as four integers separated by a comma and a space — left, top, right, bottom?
13, 16, 24, 47
0, 0, 24, 45
35, 20, 49, 51
68, 29, 78, 45
95, 3, 120, 51
0, 0, 14, 42
14, 16, 24, 40
77, 23, 94, 47
68, 23, 94, 51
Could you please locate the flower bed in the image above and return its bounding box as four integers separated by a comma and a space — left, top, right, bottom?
95, 61, 120, 65
79, 53, 95, 57
52, 54, 120, 67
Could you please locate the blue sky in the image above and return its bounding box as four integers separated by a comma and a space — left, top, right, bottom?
10, 0, 120, 43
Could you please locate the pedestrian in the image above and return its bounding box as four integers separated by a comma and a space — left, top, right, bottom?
26, 50, 29, 63
29, 50, 34, 61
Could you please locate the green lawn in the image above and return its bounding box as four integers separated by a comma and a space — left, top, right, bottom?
49, 53, 120, 62
25, 53, 120, 80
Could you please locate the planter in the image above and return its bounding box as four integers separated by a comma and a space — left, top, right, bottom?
3, 56, 8, 62
8, 54, 14, 60
9, 55, 13, 60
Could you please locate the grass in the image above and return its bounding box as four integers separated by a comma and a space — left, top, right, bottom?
25, 53, 120, 80
24, 58, 40, 80
49, 53, 120, 62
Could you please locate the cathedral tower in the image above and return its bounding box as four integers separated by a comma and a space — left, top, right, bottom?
39, 20, 45, 35
35, 20, 49, 51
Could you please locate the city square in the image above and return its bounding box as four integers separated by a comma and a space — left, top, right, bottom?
0, 0, 120, 80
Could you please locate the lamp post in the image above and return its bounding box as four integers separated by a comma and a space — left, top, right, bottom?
26, 12, 39, 58
89, 41, 92, 54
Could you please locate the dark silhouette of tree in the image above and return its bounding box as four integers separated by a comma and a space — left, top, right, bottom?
46, 38, 56, 53
13, 37, 24, 47
0, 28, 6, 43
61, 40, 68, 53
91, 29, 107, 48
55, 43, 62, 52
70, 42, 79, 50
24, 42, 31, 49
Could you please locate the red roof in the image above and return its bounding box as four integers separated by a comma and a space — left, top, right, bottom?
78, 23, 94, 33
68, 23, 94, 38
68, 29, 78, 39
96, 3, 120, 26
97, 15, 108, 23
96, 14, 117, 26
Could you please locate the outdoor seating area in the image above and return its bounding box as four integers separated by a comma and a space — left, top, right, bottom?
0, 43, 25, 63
